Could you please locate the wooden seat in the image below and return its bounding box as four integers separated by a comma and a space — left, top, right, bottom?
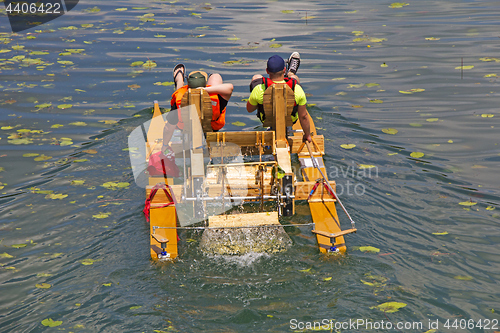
311, 228, 357, 245
151, 233, 169, 244
262, 84, 295, 128
180, 88, 213, 132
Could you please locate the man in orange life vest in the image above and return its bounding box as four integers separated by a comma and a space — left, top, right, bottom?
162, 64, 234, 155
246, 53, 312, 143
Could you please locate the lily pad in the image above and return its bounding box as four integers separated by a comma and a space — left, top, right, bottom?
58, 104, 73, 109
153, 81, 175, 86
389, 3, 409, 8
34, 154, 52, 161
231, 121, 245, 127
37, 273, 53, 277
11, 244, 27, 248
340, 144, 356, 149
481, 114, 494, 118
372, 301, 407, 313
46, 193, 68, 200
358, 164, 376, 169
35, 283, 52, 289
359, 246, 380, 253
0, 252, 14, 258
130, 61, 144, 67
41, 318, 62, 327
399, 88, 425, 94
455, 65, 474, 70
410, 152, 424, 158
93, 213, 110, 219
69, 121, 86, 126
432, 231, 448, 235
454, 275, 473, 281
459, 201, 476, 206
382, 128, 398, 135
83, 149, 97, 154
142, 60, 157, 69
369, 99, 383, 103
8, 138, 33, 145
80, 258, 95, 265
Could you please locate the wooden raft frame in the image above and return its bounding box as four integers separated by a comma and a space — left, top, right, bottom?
144, 81, 356, 259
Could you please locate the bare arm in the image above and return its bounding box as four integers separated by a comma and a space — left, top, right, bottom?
246, 101, 257, 113
297, 104, 312, 142
204, 83, 233, 101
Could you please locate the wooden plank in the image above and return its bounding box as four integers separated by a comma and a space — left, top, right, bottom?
206, 131, 275, 149
309, 201, 346, 254
180, 89, 213, 132
299, 154, 327, 182
150, 205, 178, 259
289, 135, 324, 155
312, 228, 357, 239
148, 176, 173, 186
208, 212, 279, 228
295, 180, 336, 200
263, 84, 295, 128
151, 234, 169, 244
146, 101, 165, 158
275, 147, 292, 174
146, 185, 182, 203
274, 85, 287, 148
206, 184, 273, 197
292, 109, 317, 136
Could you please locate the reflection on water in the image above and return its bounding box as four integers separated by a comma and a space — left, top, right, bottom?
0, 0, 499, 332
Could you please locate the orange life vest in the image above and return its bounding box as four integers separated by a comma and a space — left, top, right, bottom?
170, 85, 226, 131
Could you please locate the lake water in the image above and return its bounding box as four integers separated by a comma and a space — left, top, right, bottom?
0, 0, 499, 332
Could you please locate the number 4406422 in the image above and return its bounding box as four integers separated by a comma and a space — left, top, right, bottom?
444, 318, 498, 330
5, 2, 62, 15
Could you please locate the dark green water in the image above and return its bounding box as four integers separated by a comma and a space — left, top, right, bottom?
1, 1, 499, 332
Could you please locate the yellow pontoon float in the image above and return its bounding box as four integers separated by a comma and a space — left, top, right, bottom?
142, 84, 357, 260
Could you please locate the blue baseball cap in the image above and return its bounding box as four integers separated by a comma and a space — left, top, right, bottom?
267, 55, 285, 73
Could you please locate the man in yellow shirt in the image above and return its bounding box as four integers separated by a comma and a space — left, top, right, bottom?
246, 52, 311, 143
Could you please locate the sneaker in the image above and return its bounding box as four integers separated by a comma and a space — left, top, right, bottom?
287, 52, 300, 75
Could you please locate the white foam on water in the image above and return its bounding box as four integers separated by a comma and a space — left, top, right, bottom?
208, 252, 271, 267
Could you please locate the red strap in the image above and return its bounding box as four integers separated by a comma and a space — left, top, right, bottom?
307, 181, 321, 200
323, 181, 338, 200
143, 184, 176, 222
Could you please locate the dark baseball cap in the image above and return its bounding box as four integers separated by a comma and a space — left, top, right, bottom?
267, 55, 285, 73
187, 71, 208, 88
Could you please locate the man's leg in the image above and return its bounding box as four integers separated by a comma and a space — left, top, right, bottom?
286, 52, 301, 84
173, 64, 185, 90
249, 74, 263, 92
207, 73, 223, 86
